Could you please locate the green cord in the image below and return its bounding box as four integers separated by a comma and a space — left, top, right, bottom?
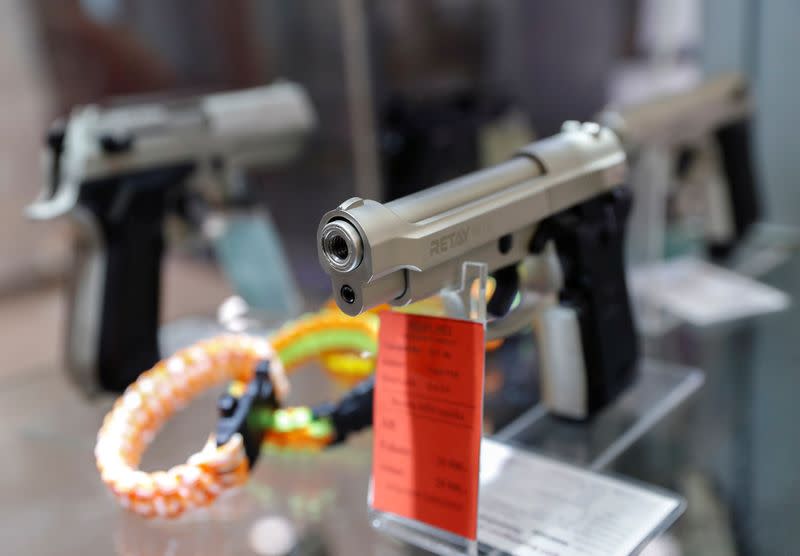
278, 329, 377, 368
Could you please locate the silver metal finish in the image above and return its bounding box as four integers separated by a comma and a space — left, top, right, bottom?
598, 72, 753, 255
27, 82, 316, 389
318, 122, 627, 315
320, 219, 364, 272
599, 73, 750, 149
29, 82, 316, 220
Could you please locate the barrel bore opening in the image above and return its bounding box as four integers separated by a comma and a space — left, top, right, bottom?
327, 234, 349, 263
320, 220, 363, 272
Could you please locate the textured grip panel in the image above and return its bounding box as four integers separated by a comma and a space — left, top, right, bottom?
709, 119, 761, 258
79, 165, 193, 391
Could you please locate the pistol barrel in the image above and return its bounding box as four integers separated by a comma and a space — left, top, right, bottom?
319, 122, 627, 315
600, 73, 750, 148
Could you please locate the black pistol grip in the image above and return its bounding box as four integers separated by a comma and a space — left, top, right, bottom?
709, 118, 761, 258
73, 165, 194, 392
534, 187, 639, 418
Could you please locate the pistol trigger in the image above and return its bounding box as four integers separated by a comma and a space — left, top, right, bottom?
488, 265, 519, 318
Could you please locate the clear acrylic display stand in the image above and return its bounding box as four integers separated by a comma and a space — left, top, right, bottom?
625, 146, 672, 268
494, 358, 704, 471
369, 261, 489, 556
729, 221, 799, 279
367, 264, 704, 555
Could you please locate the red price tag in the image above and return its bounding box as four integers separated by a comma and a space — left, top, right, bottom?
372, 311, 484, 540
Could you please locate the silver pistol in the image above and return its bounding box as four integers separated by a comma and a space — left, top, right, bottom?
318, 122, 639, 419
29, 82, 315, 393
600, 73, 759, 258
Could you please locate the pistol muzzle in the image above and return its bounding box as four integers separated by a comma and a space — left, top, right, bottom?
320, 219, 364, 273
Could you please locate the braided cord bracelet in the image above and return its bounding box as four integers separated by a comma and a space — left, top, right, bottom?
95, 309, 379, 519
95, 293, 508, 519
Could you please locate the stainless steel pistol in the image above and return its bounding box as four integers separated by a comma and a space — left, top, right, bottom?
28, 82, 315, 392
600, 73, 760, 258
318, 122, 639, 419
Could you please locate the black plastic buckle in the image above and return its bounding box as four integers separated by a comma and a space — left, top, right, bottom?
215, 360, 278, 469
312, 375, 375, 445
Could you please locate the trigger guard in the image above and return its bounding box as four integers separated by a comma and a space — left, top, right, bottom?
486, 291, 544, 341
27, 180, 80, 220
442, 288, 546, 341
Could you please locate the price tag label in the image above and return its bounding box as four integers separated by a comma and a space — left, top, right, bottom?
372, 311, 485, 540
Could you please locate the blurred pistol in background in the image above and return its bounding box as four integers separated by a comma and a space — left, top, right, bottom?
28, 82, 315, 393
318, 122, 637, 420
599, 73, 760, 261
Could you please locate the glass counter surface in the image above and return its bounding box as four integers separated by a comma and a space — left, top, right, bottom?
0, 363, 403, 555
2, 250, 797, 555
0, 330, 541, 556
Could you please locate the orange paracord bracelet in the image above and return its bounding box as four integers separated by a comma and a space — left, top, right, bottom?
95, 309, 379, 519
95, 297, 506, 519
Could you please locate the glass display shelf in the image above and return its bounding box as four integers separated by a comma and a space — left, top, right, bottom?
368, 260, 703, 555
372, 357, 702, 556
494, 358, 704, 471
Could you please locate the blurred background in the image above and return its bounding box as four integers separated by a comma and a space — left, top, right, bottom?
1, 1, 798, 555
